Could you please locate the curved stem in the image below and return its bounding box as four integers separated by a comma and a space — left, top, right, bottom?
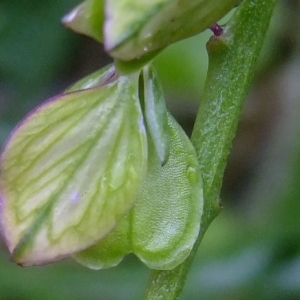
143, 0, 276, 299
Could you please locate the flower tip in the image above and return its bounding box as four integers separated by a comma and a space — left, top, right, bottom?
61, 7, 80, 26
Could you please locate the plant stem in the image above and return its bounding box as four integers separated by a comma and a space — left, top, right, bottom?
143, 0, 276, 299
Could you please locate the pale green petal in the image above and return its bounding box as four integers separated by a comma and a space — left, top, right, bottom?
73, 214, 130, 269
132, 113, 203, 270
0, 72, 147, 265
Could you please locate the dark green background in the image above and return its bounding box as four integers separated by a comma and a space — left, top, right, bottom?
1, 1, 300, 299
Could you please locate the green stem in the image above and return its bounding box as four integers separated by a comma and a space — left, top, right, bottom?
143, 0, 276, 299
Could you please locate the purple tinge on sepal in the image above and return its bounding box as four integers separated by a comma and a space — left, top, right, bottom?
0, 194, 8, 249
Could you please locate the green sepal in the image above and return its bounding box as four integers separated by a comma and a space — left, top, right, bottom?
0, 67, 147, 265
62, 0, 105, 42
73, 113, 203, 270
141, 65, 170, 165
106, 0, 239, 62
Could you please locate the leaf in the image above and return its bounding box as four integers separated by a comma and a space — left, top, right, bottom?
73, 113, 203, 270
0, 69, 147, 265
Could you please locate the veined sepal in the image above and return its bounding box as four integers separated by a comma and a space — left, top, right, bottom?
74, 113, 203, 270
0, 65, 147, 265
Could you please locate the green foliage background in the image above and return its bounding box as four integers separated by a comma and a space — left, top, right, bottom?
1, 0, 300, 299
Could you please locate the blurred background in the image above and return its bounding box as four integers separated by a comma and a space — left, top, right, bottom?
1, 1, 300, 299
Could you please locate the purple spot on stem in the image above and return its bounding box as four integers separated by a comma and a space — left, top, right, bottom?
210, 24, 223, 36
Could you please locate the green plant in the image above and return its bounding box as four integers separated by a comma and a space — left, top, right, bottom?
0, 0, 276, 299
